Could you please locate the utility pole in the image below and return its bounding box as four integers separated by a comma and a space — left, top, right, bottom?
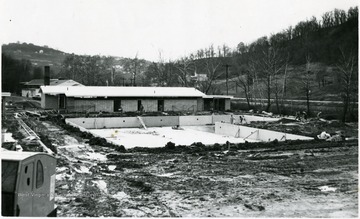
223, 64, 231, 95
133, 52, 138, 86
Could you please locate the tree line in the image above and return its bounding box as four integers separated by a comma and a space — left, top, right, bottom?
2, 7, 357, 121
1, 53, 54, 93
228, 7, 358, 121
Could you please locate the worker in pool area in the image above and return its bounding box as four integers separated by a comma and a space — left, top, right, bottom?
230, 115, 235, 124
96, 111, 103, 117
239, 115, 244, 124
172, 125, 183, 130
139, 104, 145, 114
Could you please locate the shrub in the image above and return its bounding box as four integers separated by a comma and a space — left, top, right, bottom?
165, 141, 176, 149
88, 137, 107, 146
115, 145, 126, 152
191, 142, 205, 147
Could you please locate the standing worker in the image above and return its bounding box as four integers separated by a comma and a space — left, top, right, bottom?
239, 115, 244, 124
139, 104, 145, 114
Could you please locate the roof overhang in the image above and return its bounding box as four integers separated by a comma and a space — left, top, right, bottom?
203, 95, 234, 99
41, 86, 206, 98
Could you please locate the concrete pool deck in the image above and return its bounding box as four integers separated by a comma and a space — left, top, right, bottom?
65, 115, 312, 149
88, 126, 258, 148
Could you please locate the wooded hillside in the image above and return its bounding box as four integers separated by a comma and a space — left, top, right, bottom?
2, 7, 358, 120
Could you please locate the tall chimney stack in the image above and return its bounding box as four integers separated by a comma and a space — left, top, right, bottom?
44, 66, 50, 86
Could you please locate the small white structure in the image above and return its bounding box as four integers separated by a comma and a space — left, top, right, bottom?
21, 79, 83, 99
190, 72, 208, 82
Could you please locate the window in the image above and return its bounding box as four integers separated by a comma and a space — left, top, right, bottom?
36, 160, 44, 189
2, 161, 19, 192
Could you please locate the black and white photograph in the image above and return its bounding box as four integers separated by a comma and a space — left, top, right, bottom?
1, 0, 358, 217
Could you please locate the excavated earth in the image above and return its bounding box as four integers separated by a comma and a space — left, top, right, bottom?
31, 118, 358, 217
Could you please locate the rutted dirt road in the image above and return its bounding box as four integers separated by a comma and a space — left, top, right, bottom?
37, 119, 358, 217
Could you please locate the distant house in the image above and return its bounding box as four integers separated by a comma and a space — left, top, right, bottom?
21, 79, 83, 99
188, 71, 208, 83
190, 73, 208, 82
40, 86, 232, 113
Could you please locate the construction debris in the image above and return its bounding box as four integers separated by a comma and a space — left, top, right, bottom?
317, 131, 331, 140
2, 108, 358, 217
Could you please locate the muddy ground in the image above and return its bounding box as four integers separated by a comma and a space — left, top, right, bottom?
244, 117, 358, 139
2, 103, 358, 217
28, 118, 357, 217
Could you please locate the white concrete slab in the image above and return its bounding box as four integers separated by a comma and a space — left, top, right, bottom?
88, 126, 257, 148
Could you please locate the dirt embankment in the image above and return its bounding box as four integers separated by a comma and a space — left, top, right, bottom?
244, 118, 358, 139
30, 118, 357, 217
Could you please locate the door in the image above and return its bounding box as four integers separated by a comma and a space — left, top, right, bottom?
214, 99, 219, 111
59, 94, 66, 109
137, 100, 142, 111
114, 99, 121, 112
204, 99, 212, 111
17, 161, 34, 216
219, 99, 225, 111
157, 100, 164, 112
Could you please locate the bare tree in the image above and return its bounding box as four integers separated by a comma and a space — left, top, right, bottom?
278, 53, 290, 113
302, 54, 313, 115
247, 57, 265, 109
131, 53, 138, 86
256, 47, 285, 112
174, 57, 194, 87
233, 68, 252, 109
337, 48, 358, 122
197, 57, 222, 94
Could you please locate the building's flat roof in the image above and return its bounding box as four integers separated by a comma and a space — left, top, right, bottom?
41, 86, 206, 98
1, 151, 43, 161
40, 86, 70, 95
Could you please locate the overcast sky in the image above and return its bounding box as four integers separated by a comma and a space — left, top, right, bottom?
1, 0, 358, 61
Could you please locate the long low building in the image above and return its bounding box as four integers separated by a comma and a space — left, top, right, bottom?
40, 86, 232, 113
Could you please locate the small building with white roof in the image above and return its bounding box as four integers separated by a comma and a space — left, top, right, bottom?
40, 86, 232, 113
21, 79, 83, 99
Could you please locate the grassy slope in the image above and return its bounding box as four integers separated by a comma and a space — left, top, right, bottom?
215, 64, 343, 101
